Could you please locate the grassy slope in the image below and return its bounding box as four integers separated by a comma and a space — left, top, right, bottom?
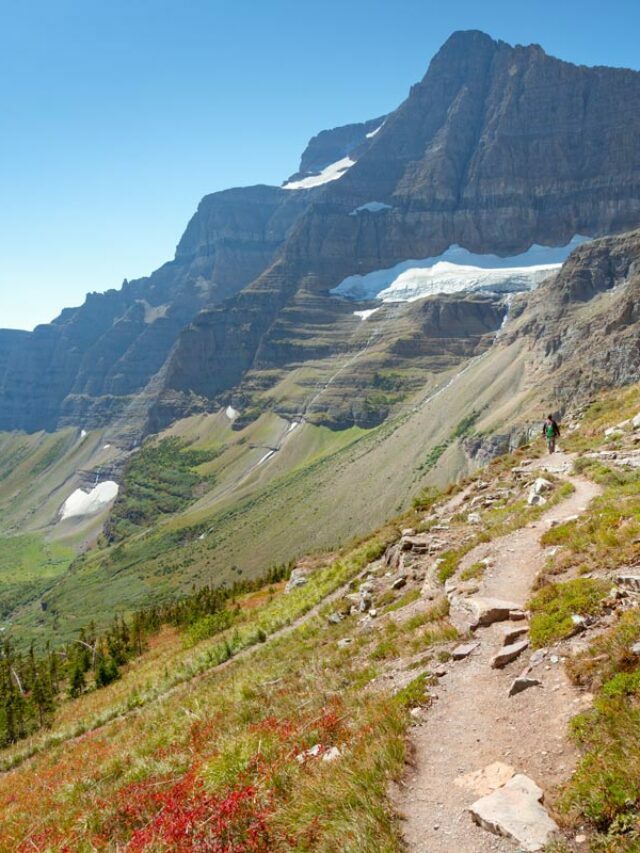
3, 381, 640, 849
6, 338, 535, 645
0, 378, 628, 852
0, 427, 124, 544
0, 431, 557, 850
0, 534, 73, 620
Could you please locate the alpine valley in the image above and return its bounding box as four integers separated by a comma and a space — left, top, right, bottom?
2, 29, 640, 851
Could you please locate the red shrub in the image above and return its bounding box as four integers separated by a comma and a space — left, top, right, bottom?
120, 770, 272, 851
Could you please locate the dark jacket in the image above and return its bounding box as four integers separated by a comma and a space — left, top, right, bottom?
542, 419, 560, 438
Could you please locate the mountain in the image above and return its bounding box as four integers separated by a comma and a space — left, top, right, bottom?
2, 30, 640, 438
156, 29, 640, 429
0, 186, 311, 437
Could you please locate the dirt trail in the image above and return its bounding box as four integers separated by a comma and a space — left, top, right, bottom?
396, 452, 602, 852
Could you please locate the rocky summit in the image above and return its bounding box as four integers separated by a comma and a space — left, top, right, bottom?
3, 30, 640, 438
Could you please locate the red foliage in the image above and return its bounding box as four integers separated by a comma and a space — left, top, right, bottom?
119, 770, 272, 851
248, 716, 296, 741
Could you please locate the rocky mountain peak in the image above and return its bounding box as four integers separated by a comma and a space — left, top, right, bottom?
2, 32, 640, 438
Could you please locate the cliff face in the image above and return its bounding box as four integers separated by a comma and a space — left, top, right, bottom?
507, 229, 640, 400
285, 115, 386, 182
0, 186, 310, 436
160, 30, 640, 425
4, 30, 640, 436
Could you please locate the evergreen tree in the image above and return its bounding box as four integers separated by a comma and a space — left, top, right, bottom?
68, 661, 85, 698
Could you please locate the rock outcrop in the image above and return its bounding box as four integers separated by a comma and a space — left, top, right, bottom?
505, 228, 640, 404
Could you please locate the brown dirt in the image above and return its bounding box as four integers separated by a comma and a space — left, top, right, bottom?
394, 452, 601, 852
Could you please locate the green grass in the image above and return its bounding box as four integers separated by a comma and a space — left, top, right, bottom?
459, 561, 486, 582
0, 534, 72, 618
528, 578, 609, 648
384, 588, 420, 613
561, 612, 640, 849
417, 410, 483, 473
393, 674, 431, 709
540, 462, 640, 581
107, 437, 222, 541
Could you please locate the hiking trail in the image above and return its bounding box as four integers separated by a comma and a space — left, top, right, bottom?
395, 451, 602, 852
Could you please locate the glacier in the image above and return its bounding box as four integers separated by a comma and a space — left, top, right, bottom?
331, 237, 588, 303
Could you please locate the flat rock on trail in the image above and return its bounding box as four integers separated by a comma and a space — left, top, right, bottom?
395, 454, 601, 852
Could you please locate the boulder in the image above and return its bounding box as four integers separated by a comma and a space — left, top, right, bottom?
384, 543, 402, 570
491, 639, 529, 669
322, 746, 341, 763
467, 512, 482, 524
501, 624, 529, 646
527, 491, 547, 507
508, 676, 542, 697
468, 597, 525, 627
358, 593, 372, 612
295, 743, 323, 763
469, 773, 559, 851
452, 641, 480, 660
392, 575, 407, 590
617, 574, 640, 593
532, 477, 553, 494
529, 647, 546, 665
528, 477, 553, 505
285, 569, 309, 593
401, 534, 431, 553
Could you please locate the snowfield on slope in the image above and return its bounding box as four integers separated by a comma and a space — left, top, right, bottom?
349, 201, 392, 215
282, 156, 355, 190
331, 236, 588, 303
60, 481, 119, 520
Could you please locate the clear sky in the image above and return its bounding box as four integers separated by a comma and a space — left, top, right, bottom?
2, 0, 639, 330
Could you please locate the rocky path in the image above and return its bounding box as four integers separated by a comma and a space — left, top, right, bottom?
396, 453, 601, 852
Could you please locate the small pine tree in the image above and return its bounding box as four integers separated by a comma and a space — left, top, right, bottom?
68, 661, 85, 698
95, 655, 120, 688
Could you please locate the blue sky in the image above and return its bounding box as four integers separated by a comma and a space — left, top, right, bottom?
1, 0, 639, 330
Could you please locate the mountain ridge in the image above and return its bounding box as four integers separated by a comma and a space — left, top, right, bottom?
2, 29, 640, 437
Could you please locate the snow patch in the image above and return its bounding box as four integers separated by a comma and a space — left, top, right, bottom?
60, 481, 119, 521
349, 201, 392, 215
366, 122, 384, 138
80, 429, 87, 439
331, 237, 587, 303
354, 308, 380, 321
288, 420, 302, 433
102, 444, 111, 450
258, 450, 276, 466
283, 157, 355, 190
142, 301, 170, 324
225, 405, 239, 421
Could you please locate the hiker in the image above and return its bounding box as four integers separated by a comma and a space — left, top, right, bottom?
542, 413, 560, 453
